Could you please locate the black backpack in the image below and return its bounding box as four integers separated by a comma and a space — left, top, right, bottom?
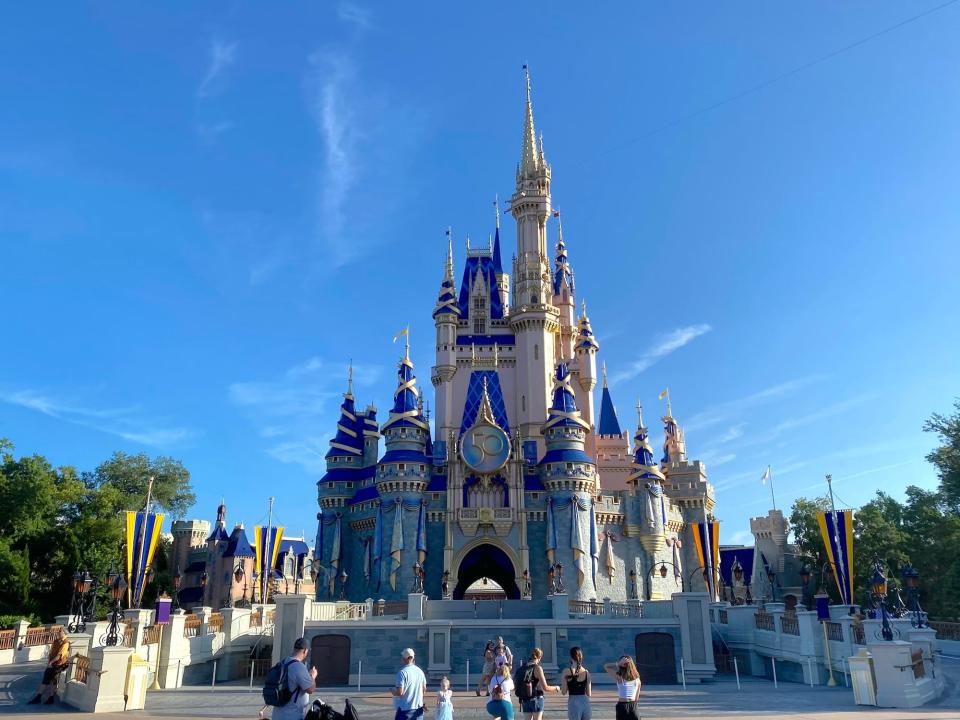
516, 664, 536, 701
263, 659, 298, 707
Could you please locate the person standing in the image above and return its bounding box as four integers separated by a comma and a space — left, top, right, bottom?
392, 647, 427, 720
494, 636, 513, 668
485, 662, 514, 720
27, 628, 70, 705
604, 656, 640, 720
515, 648, 561, 720
477, 640, 495, 696
273, 638, 317, 720
560, 647, 591, 720
435, 676, 453, 720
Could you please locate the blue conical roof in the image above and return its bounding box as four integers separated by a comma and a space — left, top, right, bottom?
326, 391, 364, 458
553, 224, 574, 295
492, 226, 503, 274
223, 525, 255, 558
576, 304, 599, 352
628, 406, 665, 483
382, 355, 429, 432
597, 384, 622, 436
543, 362, 590, 431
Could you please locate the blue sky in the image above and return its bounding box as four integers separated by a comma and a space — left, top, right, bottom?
2, 2, 958, 546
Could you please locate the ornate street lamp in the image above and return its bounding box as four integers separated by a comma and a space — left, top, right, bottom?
554, 562, 565, 594
234, 562, 250, 608
443, 570, 452, 599
870, 560, 894, 641
902, 563, 925, 628
339, 569, 349, 601
67, 569, 95, 633
659, 563, 668, 579
629, 569, 638, 600
172, 566, 182, 611
104, 569, 127, 647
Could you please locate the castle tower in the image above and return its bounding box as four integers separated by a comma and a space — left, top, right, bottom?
432, 233, 460, 444
492, 204, 510, 311
203, 501, 230, 607
627, 404, 668, 555
552, 213, 576, 361
318, 367, 366, 511
510, 67, 559, 441
573, 301, 599, 431
595, 365, 632, 491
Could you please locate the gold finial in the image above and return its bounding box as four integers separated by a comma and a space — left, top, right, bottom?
494, 195, 500, 229
602, 362, 608, 388
347, 359, 354, 396
477, 376, 498, 427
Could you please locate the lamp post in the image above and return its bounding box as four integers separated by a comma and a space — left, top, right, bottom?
645, 561, 684, 600
251, 571, 259, 604
554, 562, 565, 594
67, 569, 95, 634
870, 559, 894, 641
339, 569, 348, 601
902, 563, 925, 629
443, 570, 452, 599
234, 562, 250, 608
172, 566, 182, 611
104, 567, 127, 647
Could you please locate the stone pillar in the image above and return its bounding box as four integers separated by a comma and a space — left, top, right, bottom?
194, 606, 212, 635
271, 595, 311, 665
64, 646, 134, 712
13, 620, 30, 661
221, 607, 251, 644
870, 640, 928, 708
551, 593, 569, 621
127, 608, 154, 654
408, 593, 425, 622
796, 610, 819, 658
672, 592, 715, 682
157, 612, 189, 689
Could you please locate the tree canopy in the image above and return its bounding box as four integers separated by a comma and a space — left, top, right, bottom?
0, 441, 193, 621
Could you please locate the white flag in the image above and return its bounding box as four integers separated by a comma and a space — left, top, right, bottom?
761, 466, 771, 484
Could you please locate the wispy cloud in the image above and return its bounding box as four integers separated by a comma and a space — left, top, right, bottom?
228, 357, 384, 472
609, 324, 711, 385
337, 2, 373, 29
686, 375, 824, 433
197, 39, 238, 98
0, 388, 191, 447
308, 51, 361, 268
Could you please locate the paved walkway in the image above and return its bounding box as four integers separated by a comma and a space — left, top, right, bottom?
1, 657, 958, 719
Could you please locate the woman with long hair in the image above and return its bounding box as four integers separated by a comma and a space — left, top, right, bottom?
604, 655, 640, 720
477, 640, 496, 696
560, 646, 591, 720
515, 647, 560, 720
485, 661, 515, 720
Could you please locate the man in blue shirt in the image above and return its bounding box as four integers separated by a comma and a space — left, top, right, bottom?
273, 638, 317, 720
391, 647, 426, 720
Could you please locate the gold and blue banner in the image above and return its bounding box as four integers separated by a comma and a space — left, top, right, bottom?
817, 510, 854, 605
254, 525, 285, 581
692, 521, 720, 601
125, 510, 165, 608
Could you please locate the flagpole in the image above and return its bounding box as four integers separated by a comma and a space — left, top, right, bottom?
826, 474, 848, 604
263, 497, 274, 606
768, 465, 777, 511
131, 476, 154, 609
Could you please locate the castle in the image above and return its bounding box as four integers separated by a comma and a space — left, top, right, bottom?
314, 70, 717, 604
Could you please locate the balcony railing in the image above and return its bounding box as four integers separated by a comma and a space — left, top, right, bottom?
24, 624, 64, 647
826, 622, 844, 642
334, 603, 368, 621
929, 621, 960, 641
208, 613, 224, 634
376, 601, 408, 618
143, 625, 162, 645
755, 612, 775, 632
183, 615, 201, 638
780, 615, 800, 636
570, 600, 604, 616
852, 623, 865, 645
123, 624, 134, 646
73, 655, 90, 684
609, 602, 642, 618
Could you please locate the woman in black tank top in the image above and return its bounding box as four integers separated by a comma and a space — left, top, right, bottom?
560, 647, 592, 720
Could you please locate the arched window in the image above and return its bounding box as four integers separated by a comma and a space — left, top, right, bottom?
531, 294, 538, 304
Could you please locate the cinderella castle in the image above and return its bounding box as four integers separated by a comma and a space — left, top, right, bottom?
314, 71, 717, 605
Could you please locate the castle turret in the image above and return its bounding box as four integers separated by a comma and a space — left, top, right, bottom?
492, 202, 509, 311
661, 396, 688, 467
552, 212, 576, 360
510, 67, 559, 441
628, 404, 668, 555
574, 301, 599, 430
595, 364, 631, 491
539, 361, 596, 495
432, 232, 460, 443
317, 366, 365, 511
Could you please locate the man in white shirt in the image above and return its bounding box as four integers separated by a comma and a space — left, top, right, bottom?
392, 647, 426, 720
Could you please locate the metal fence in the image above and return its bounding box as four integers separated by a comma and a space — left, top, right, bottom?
755, 612, 775, 632
24, 625, 64, 647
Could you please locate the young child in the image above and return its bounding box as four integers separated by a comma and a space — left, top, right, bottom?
436, 676, 454, 720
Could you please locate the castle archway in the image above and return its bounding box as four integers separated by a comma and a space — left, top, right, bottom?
452, 542, 521, 600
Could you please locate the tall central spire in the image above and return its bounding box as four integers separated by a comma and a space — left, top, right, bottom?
520, 64, 539, 177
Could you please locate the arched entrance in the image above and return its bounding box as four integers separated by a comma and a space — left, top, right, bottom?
453, 543, 521, 599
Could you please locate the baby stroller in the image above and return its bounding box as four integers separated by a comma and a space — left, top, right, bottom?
305, 698, 360, 720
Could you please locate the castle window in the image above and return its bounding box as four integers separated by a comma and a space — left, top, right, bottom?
433, 493, 441, 501
473, 297, 486, 312
474, 319, 485, 334
531, 492, 540, 500
399, 463, 406, 471
419, 464, 425, 472
566, 463, 573, 470
327, 482, 334, 489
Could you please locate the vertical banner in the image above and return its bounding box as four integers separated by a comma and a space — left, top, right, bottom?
545, 498, 557, 566
373, 504, 383, 590
390, 499, 403, 590
416, 502, 427, 564
254, 525, 285, 590
692, 521, 720, 602
817, 510, 854, 605
329, 515, 342, 597
125, 510, 165, 608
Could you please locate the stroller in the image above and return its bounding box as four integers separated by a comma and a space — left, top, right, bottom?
305, 698, 360, 720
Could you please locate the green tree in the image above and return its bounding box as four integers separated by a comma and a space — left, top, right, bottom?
925, 400, 960, 512
853, 492, 909, 608
85, 452, 195, 518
